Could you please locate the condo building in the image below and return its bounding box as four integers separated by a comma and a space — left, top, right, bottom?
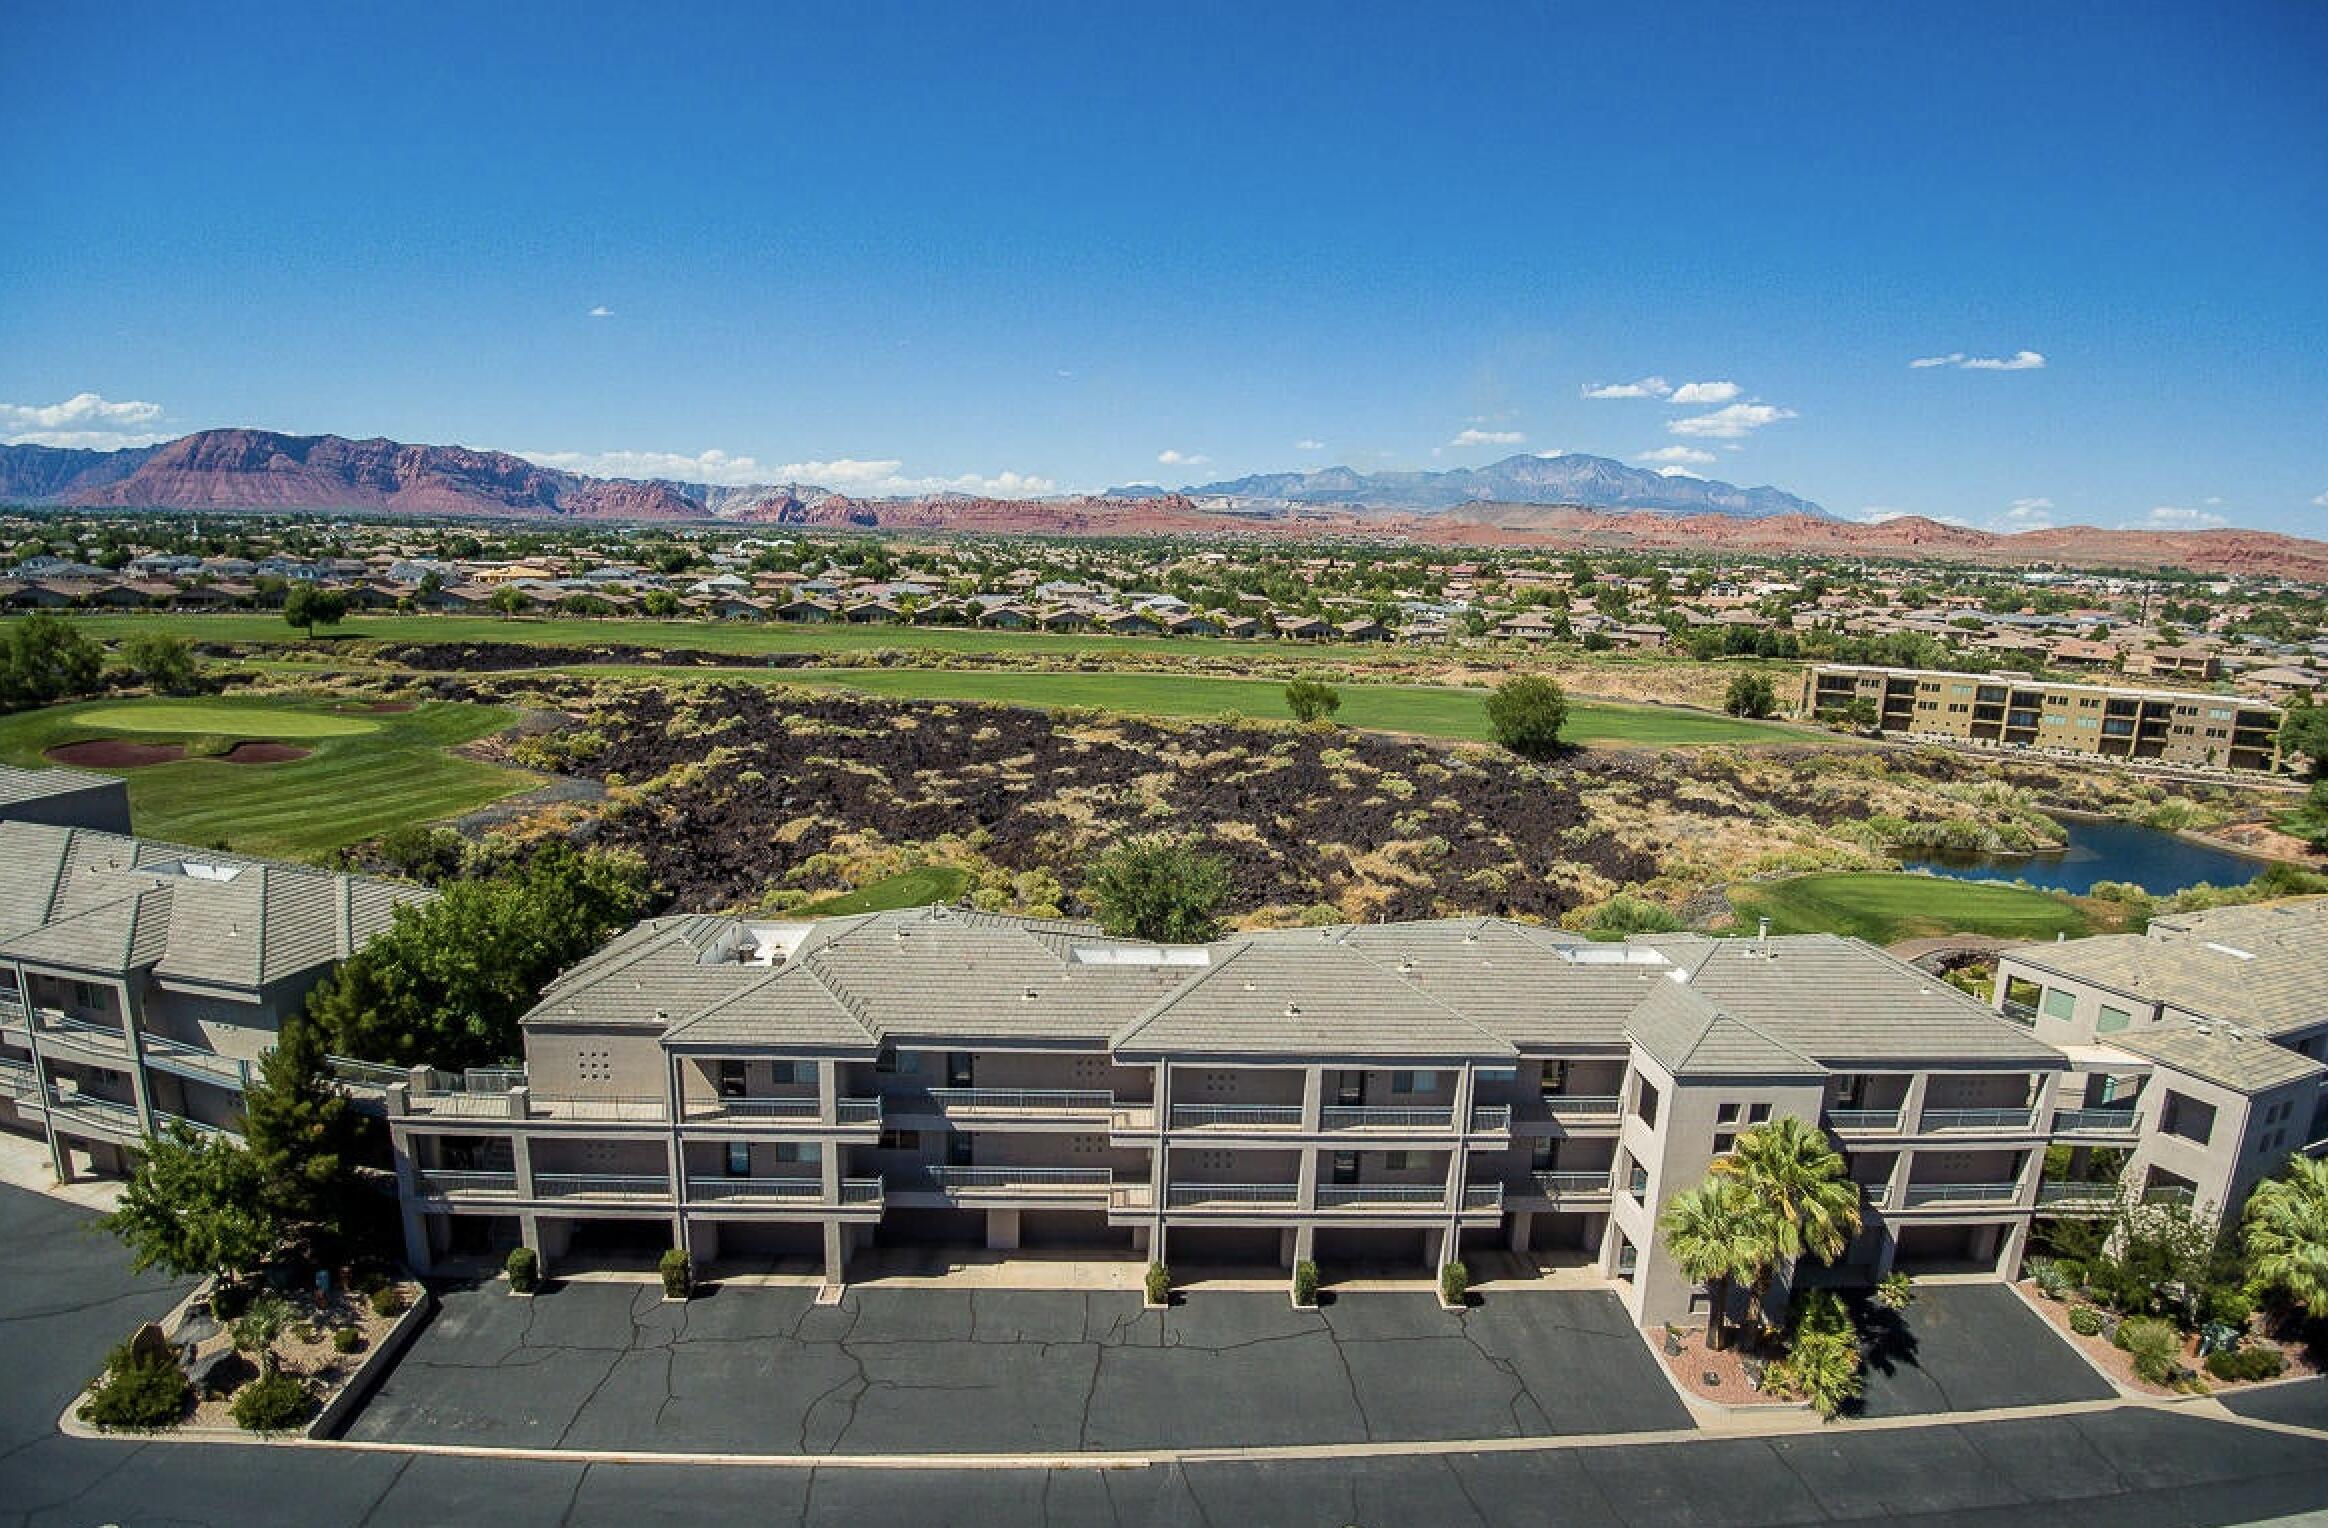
1801, 663, 2285, 773
0, 816, 428, 1178
382, 902, 2324, 1328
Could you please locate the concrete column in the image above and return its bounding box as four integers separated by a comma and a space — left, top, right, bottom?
400, 1203, 433, 1274
1900, 1073, 1931, 1135
1507, 1209, 1532, 1254
1290, 1223, 1315, 1266
1299, 1067, 1323, 1132
1296, 1143, 1320, 1211
817, 1059, 839, 1126
822, 1220, 847, 1286
986, 1209, 1021, 1250
512, 1132, 537, 1199
115, 979, 155, 1138
820, 1136, 842, 1204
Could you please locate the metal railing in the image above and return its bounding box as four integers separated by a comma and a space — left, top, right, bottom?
32, 1011, 132, 1055
2053, 1107, 2143, 1135
840, 1178, 884, 1205
1169, 1104, 1302, 1129
1543, 1094, 1622, 1117
1532, 1171, 1612, 1197
1468, 1104, 1513, 1133
533, 1173, 672, 1201
0, 1058, 44, 1105
690, 1094, 820, 1120
1321, 1105, 1454, 1130
152, 1109, 240, 1142
138, 1032, 256, 1088
838, 1097, 884, 1124
1900, 1180, 2022, 1207
1862, 1182, 1891, 1209
2142, 1184, 2197, 1207
44, 1089, 141, 1133
687, 1176, 822, 1203
327, 1054, 409, 1090
927, 1088, 1114, 1115
1316, 1183, 1448, 1207
1827, 1109, 1903, 1132
416, 1169, 519, 1197
2037, 1180, 2119, 1209
914, 1166, 1112, 1193
1166, 1182, 1300, 1208
419, 1066, 527, 1096
1918, 1107, 2037, 1132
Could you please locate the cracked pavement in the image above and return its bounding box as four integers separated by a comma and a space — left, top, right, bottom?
7, 1184, 2328, 1526
344, 1278, 1690, 1454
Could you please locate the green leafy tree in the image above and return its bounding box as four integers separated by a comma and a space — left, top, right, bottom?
0, 611, 106, 711
488, 585, 529, 619
282, 584, 349, 638
2281, 698, 2328, 778
240, 1016, 369, 1262
1484, 675, 1570, 761
1284, 677, 1341, 724
1658, 1177, 1772, 1350
304, 844, 655, 1068
1772, 1289, 1863, 1418
642, 589, 682, 618
2242, 1157, 2328, 1318
1723, 671, 1778, 719
1711, 1116, 1864, 1326
103, 1127, 279, 1282
1083, 834, 1231, 944
119, 631, 202, 694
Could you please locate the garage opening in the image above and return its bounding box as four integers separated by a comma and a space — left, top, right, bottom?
552, 1215, 676, 1272
1890, 1223, 2010, 1276
1167, 1225, 1283, 1279
700, 1219, 824, 1271
1313, 1226, 1432, 1282
1018, 1210, 1135, 1252
874, 1207, 986, 1247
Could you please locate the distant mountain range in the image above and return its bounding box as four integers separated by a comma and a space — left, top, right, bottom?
1115, 452, 1830, 519
4, 429, 2324, 579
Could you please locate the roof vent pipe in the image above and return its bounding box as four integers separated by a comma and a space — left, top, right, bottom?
1756, 917, 1771, 945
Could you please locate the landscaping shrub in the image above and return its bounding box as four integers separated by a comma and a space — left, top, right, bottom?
230, 1370, 316, 1434
660, 1248, 694, 1299
2204, 1346, 2287, 1383
368, 1284, 409, 1319
2204, 1285, 2256, 1329
1145, 1262, 1171, 1306
332, 1326, 365, 1356
78, 1338, 192, 1432
2114, 1316, 2182, 1385
505, 1246, 539, 1293
1292, 1259, 1319, 1306
2069, 1306, 2104, 1337
1874, 1272, 1916, 1311
2026, 1257, 2071, 1300
1440, 1261, 1469, 1306
1770, 1290, 1863, 1419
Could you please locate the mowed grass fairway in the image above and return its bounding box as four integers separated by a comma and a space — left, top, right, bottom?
792, 866, 975, 917
0, 694, 534, 860
1727, 872, 2093, 945
586, 663, 1802, 746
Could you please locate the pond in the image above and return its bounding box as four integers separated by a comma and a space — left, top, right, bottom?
1903, 815, 2276, 897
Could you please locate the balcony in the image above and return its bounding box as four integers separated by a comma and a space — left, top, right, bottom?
1469, 1104, 1513, 1134
415, 1169, 520, 1199
327, 1054, 410, 1093
31, 1010, 133, 1061
1899, 1180, 2022, 1208
1165, 1182, 1300, 1210
686, 1176, 824, 1205
1168, 1104, 1301, 1130
682, 1095, 883, 1127
925, 1088, 1117, 1123
1319, 1105, 1453, 1132
43, 1088, 142, 1140
139, 1031, 257, 1091
1860, 1182, 1891, 1210
153, 1109, 242, 1144
1531, 1170, 1613, 1201
2036, 1180, 2119, 1212
2001, 1000, 2039, 1027
2053, 1107, 2143, 1136
528, 1095, 670, 1124
902, 1166, 1114, 1203
2143, 1184, 2197, 1208
1542, 1094, 1622, 1122
533, 1173, 672, 1202
1827, 1109, 1903, 1134
1918, 1107, 2037, 1133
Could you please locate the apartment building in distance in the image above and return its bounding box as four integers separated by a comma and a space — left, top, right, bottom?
0, 811, 429, 1177
1801, 663, 2285, 774
380, 902, 2328, 1329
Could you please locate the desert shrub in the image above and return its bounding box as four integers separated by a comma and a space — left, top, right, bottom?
1582, 894, 1683, 937
1292, 1259, 1320, 1306
2114, 1316, 2182, 1384
1874, 1272, 1916, 1311
230, 1370, 315, 1434
368, 1285, 409, 1319
505, 1246, 538, 1292
2026, 1257, 2073, 1300
231, 1292, 294, 1364
2203, 1345, 2287, 1383
2204, 1285, 2256, 1329
78, 1338, 192, 1432
332, 1325, 366, 1356
2069, 1306, 2104, 1337
1145, 1262, 1171, 1306
1440, 1261, 1469, 1306
660, 1249, 694, 1299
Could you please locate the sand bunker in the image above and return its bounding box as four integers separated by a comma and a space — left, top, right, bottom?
46, 738, 187, 768
219, 741, 312, 764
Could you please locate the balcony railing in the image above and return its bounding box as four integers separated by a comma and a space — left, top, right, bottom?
1532, 1170, 1612, 1197
32, 1011, 132, 1056
1166, 1182, 1300, 1208
416, 1169, 519, 1198
2053, 1107, 2143, 1135
44, 1089, 142, 1134
1900, 1180, 2022, 1207
2001, 1000, 2039, 1027
687, 1176, 823, 1203
1462, 1183, 1505, 1211
153, 1109, 241, 1142
1169, 1104, 1302, 1129
689, 1094, 819, 1121
1918, 1107, 2037, 1132
1469, 1104, 1513, 1133
910, 1166, 1112, 1195
327, 1054, 410, 1091
533, 1173, 672, 1201
139, 1031, 257, 1089
1827, 1109, 1903, 1133
1861, 1182, 1891, 1209
2037, 1180, 2120, 1209
1320, 1105, 1453, 1131
1317, 1183, 1447, 1207
2143, 1184, 2197, 1207
926, 1088, 1114, 1116
1543, 1094, 1622, 1118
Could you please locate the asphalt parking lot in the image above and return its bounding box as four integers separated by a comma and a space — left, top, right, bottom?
344, 1275, 1691, 1453
1846, 1281, 2114, 1417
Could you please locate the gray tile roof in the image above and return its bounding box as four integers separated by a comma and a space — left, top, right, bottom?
0, 763, 119, 807
1622, 976, 1820, 1077
2006, 899, 2328, 1039
1112, 939, 1515, 1060
0, 821, 427, 987
2112, 1023, 2328, 1094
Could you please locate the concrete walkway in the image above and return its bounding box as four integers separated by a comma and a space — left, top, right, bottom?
0, 1129, 120, 1213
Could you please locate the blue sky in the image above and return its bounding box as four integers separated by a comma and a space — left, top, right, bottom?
4, 1, 2325, 533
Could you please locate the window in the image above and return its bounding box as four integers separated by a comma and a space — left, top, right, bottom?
1634, 1078, 1661, 1129
726, 1141, 751, 1177
1747, 1103, 1771, 1124
1539, 1061, 1569, 1098
1716, 1102, 1741, 1125
2095, 1005, 2131, 1033
1383, 1151, 1413, 1171
1477, 1067, 1517, 1083
2159, 1092, 2214, 1146
773, 1142, 819, 1164
2040, 989, 2078, 1023
769, 1060, 801, 1086
1713, 1131, 1737, 1156
1392, 1070, 1438, 1095
1835, 1075, 1863, 1106
877, 1130, 921, 1152
717, 1060, 746, 1098
1332, 1152, 1358, 1185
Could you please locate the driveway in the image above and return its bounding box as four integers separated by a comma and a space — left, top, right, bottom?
344, 1278, 1689, 1454
1847, 1281, 2113, 1417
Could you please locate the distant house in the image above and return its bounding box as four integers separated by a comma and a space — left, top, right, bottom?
1335, 618, 1389, 642
843, 600, 902, 624
1274, 615, 1331, 640
1167, 613, 1223, 638
1220, 615, 1262, 639
1493, 612, 1566, 641
1100, 611, 1163, 636
1036, 606, 1091, 632
977, 604, 1033, 630
772, 598, 837, 624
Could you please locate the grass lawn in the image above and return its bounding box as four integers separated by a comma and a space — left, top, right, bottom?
572, 663, 1804, 747
791, 866, 975, 917
0, 694, 535, 861
1726, 871, 2093, 945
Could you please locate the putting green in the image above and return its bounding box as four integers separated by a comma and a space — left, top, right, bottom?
68, 702, 378, 739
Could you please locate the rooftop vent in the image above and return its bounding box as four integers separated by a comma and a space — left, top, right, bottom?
2202, 942, 2256, 961
1022, 986, 1040, 1000
1285, 1003, 1303, 1017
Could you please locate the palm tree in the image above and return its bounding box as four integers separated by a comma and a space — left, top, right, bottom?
1711, 1115, 1865, 1327
1659, 1177, 1773, 1351
2243, 1157, 2328, 1319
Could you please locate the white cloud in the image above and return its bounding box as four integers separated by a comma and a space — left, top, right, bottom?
1667, 381, 1741, 405
1447, 428, 1526, 448
516, 447, 1054, 497
1666, 402, 1796, 440
1654, 466, 1704, 479
0, 391, 172, 449
2125, 505, 2229, 531
1295, 438, 1326, 451
1635, 445, 1716, 466
1994, 496, 2057, 530
1533, 449, 1568, 459
1861, 505, 1972, 527
1582, 377, 1670, 400
587, 305, 614, 318
2315, 491, 2328, 509
1156, 449, 1210, 466
1912, 349, 2046, 371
